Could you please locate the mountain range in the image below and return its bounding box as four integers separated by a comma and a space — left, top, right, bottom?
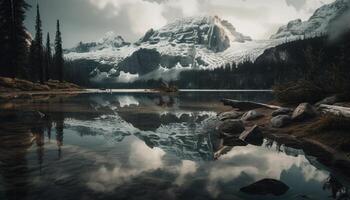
64, 0, 350, 84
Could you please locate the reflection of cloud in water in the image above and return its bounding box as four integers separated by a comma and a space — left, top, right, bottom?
87, 140, 165, 192
117, 95, 140, 108
129, 140, 165, 170
175, 160, 197, 186
206, 142, 329, 197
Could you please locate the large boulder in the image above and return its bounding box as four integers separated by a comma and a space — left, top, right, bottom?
272, 107, 293, 117
240, 179, 289, 196
271, 115, 292, 128
292, 103, 317, 121
217, 119, 245, 137
241, 110, 264, 121
239, 125, 263, 146
218, 111, 242, 121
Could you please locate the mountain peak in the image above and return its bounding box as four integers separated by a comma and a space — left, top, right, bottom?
271, 0, 350, 39
138, 15, 252, 52
98, 31, 125, 45
67, 32, 129, 53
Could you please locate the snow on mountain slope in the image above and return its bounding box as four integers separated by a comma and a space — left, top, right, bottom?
64, 16, 288, 82
66, 31, 130, 53
271, 0, 350, 39
138, 16, 252, 52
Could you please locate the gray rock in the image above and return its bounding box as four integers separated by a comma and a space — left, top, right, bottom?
315, 95, 338, 106
271, 115, 292, 128
240, 179, 289, 196
241, 110, 264, 121
292, 103, 317, 121
272, 107, 293, 117
217, 119, 245, 137
239, 125, 263, 146
218, 111, 242, 121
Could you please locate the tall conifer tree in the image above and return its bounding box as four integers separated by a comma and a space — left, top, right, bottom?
44, 33, 52, 81
34, 4, 44, 83
0, 0, 30, 78
54, 20, 64, 82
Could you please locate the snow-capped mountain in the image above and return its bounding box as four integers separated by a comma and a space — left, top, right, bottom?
65, 16, 285, 83
137, 16, 252, 52
66, 31, 130, 53
271, 0, 350, 39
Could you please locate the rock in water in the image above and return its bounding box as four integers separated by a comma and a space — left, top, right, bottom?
292, 103, 317, 121
241, 110, 264, 121
239, 125, 263, 146
240, 179, 289, 196
218, 111, 242, 121
272, 107, 293, 117
271, 115, 292, 128
217, 119, 245, 137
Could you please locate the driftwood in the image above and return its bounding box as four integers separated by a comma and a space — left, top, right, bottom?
318, 104, 350, 118
221, 99, 281, 110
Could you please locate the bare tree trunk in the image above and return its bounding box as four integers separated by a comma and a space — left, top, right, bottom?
318, 104, 350, 118
221, 99, 282, 110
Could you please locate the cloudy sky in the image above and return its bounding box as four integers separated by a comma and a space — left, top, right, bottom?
24, 0, 335, 48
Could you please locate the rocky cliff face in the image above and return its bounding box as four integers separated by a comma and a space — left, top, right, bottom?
271, 0, 350, 39
137, 16, 251, 52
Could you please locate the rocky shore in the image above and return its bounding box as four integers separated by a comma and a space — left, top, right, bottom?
0, 76, 83, 100
213, 97, 350, 178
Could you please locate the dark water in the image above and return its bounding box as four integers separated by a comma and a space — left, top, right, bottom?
0, 91, 349, 200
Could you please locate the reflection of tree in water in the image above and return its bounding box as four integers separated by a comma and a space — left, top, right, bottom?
156, 95, 175, 107
54, 112, 65, 160
32, 126, 45, 173
0, 129, 32, 199
323, 175, 349, 200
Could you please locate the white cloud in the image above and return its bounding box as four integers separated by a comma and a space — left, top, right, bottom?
88, 0, 336, 40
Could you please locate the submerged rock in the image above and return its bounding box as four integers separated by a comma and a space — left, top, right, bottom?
272, 107, 293, 117
217, 119, 245, 137
271, 115, 292, 128
218, 111, 242, 121
240, 179, 289, 196
241, 110, 264, 121
239, 125, 263, 146
292, 103, 317, 121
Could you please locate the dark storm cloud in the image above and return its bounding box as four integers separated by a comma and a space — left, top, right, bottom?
25, 0, 140, 48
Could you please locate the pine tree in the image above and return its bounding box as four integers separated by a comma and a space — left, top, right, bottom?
34, 4, 44, 83
44, 33, 52, 81
54, 20, 64, 82
0, 0, 30, 78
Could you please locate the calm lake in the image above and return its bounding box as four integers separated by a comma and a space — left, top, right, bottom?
0, 91, 349, 200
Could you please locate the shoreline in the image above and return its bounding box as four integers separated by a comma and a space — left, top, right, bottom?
1, 86, 349, 179
216, 100, 350, 179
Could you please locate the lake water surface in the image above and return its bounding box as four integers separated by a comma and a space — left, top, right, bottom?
0, 91, 349, 200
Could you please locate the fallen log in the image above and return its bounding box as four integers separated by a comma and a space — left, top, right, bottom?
221, 99, 281, 110
318, 104, 350, 118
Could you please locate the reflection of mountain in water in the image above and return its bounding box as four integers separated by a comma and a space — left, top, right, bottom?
64, 94, 221, 161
